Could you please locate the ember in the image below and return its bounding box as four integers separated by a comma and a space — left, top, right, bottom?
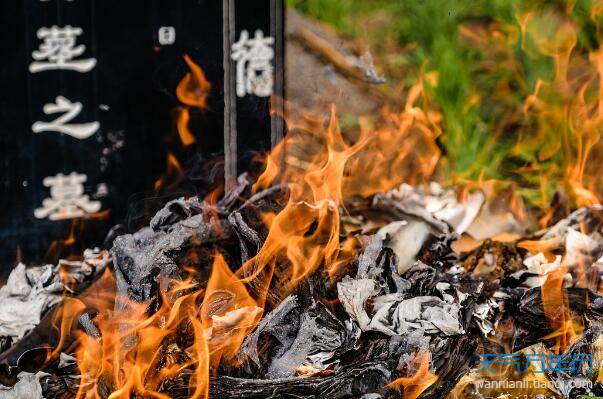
5, 3, 603, 399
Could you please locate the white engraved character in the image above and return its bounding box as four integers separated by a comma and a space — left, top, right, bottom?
32, 96, 99, 139
29, 25, 97, 73
34, 172, 101, 220
231, 29, 275, 97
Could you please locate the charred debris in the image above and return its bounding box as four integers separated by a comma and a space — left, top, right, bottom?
1, 180, 603, 399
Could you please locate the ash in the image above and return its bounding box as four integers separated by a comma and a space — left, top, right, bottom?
2, 181, 603, 399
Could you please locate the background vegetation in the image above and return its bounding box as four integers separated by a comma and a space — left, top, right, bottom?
288, 0, 603, 210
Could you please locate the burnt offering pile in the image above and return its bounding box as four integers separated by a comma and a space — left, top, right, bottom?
2, 108, 603, 399
2, 182, 603, 398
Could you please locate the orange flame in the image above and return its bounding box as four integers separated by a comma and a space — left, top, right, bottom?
55, 252, 262, 398
176, 54, 211, 109
241, 105, 371, 295
540, 265, 583, 353
175, 55, 212, 147
202, 253, 263, 365
254, 81, 441, 200
245, 84, 440, 289
176, 107, 196, 147
154, 153, 185, 191
515, 8, 602, 208
388, 352, 438, 399
56, 55, 444, 397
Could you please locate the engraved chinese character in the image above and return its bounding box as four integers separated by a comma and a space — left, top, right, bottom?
231, 29, 274, 97
29, 25, 96, 73
32, 96, 99, 139
158, 26, 176, 45
34, 172, 101, 220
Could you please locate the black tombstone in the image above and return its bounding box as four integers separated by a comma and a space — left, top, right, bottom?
0, 0, 285, 270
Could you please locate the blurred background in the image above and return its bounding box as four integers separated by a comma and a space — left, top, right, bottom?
286, 0, 603, 217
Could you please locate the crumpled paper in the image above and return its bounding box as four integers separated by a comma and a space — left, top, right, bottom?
509, 252, 569, 289
337, 235, 464, 337
0, 249, 109, 342
240, 295, 360, 378
0, 263, 63, 341
563, 228, 602, 267
373, 183, 484, 235
338, 278, 463, 336
377, 220, 431, 275
0, 371, 47, 399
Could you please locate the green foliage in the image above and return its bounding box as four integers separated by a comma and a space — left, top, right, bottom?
291, 0, 602, 207
287, 0, 357, 35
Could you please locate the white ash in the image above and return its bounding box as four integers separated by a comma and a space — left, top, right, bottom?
435, 282, 469, 304
563, 228, 603, 267
0, 249, 109, 342
509, 253, 570, 289
338, 235, 464, 337
425, 186, 484, 235
0, 263, 62, 341
470, 286, 507, 337
465, 203, 526, 240
356, 236, 409, 293
595, 255, 603, 274
58, 353, 76, 369
377, 220, 431, 275
373, 183, 484, 235
541, 205, 603, 240
337, 277, 381, 331
370, 294, 463, 336
0, 371, 47, 399
205, 306, 264, 342
240, 295, 360, 379
372, 183, 484, 275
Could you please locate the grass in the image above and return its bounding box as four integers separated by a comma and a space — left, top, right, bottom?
289, 0, 603, 209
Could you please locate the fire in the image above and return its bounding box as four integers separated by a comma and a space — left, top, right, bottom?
244, 82, 441, 289
177, 107, 196, 147
50, 253, 260, 399
343, 79, 441, 198
23, 3, 603, 399
88, 93, 436, 395
510, 5, 603, 354
513, 7, 602, 208
255, 80, 441, 200
242, 106, 367, 293
176, 54, 211, 109
540, 264, 583, 353
154, 153, 185, 191
388, 352, 438, 399
201, 253, 262, 366
175, 54, 212, 147
41, 56, 446, 396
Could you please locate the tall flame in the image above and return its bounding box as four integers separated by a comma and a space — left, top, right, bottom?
54, 253, 260, 398
242, 105, 368, 294
514, 8, 602, 208
175, 54, 212, 147
53, 56, 444, 397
